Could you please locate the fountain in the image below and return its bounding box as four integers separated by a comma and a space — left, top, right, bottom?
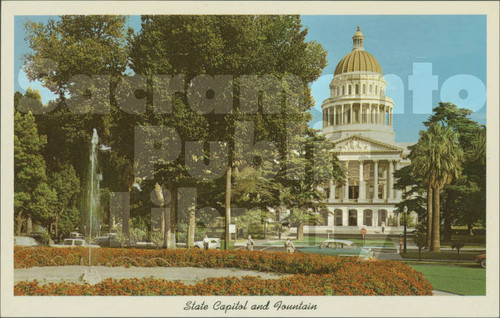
81, 129, 102, 284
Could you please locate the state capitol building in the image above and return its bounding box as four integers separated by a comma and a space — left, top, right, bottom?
311, 27, 415, 234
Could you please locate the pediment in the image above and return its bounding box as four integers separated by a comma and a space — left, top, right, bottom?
332, 136, 402, 153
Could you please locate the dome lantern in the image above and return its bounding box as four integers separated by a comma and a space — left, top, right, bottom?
352, 26, 364, 51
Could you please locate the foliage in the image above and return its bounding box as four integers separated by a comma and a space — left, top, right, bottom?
14, 248, 433, 295
14, 108, 54, 234
424, 102, 486, 238
413, 223, 427, 260
410, 121, 464, 252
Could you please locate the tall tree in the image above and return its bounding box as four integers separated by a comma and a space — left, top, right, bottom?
129, 15, 330, 246
49, 163, 81, 240
411, 123, 463, 252
408, 140, 434, 248
424, 102, 486, 239
14, 107, 51, 235
23, 15, 132, 239
281, 128, 344, 240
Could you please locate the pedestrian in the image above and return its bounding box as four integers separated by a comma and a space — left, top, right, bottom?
246, 235, 255, 251
381, 221, 385, 233
203, 234, 210, 250
284, 238, 295, 253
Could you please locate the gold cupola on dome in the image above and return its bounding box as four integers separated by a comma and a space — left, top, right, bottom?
334, 26, 383, 76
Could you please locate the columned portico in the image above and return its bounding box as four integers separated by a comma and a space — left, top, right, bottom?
373, 160, 379, 201
358, 160, 366, 201
388, 160, 395, 200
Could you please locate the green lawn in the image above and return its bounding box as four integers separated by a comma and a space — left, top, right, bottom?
401, 251, 481, 261
409, 264, 486, 295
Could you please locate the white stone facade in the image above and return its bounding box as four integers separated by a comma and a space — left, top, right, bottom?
317, 27, 413, 235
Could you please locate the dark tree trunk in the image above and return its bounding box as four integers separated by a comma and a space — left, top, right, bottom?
443, 208, 452, 242
224, 166, 232, 250
297, 222, 304, 241
15, 213, 24, 236
187, 202, 196, 249
26, 216, 33, 235
122, 191, 130, 247
426, 185, 433, 250
55, 213, 60, 240
468, 223, 474, 236
431, 186, 441, 252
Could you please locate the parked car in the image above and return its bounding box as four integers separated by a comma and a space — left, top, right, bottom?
193, 238, 221, 249
69, 232, 84, 239
477, 254, 486, 268
296, 239, 374, 260
134, 241, 159, 249
28, 232, 49, 245
14, 236, 41, 247
95, 233, 121, 247
51, 238, 100, 248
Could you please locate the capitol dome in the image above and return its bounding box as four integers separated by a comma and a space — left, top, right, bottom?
334, 26, 383, 75
334, 50, 382, 75
322, 26, 395, 144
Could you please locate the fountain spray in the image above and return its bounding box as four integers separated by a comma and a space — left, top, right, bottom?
89, 128, 99, 266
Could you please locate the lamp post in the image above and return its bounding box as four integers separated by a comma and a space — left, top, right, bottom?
403, 206, 408, 253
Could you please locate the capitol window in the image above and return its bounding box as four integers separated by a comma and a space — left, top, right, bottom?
369, 84, 372, 93
355, 84, 359, 94
348, 85, 352, 94
362, 84, 366, 94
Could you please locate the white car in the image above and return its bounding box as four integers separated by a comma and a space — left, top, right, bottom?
51, 238, 100, 248
193, 238, 220, 249
14, 236, 41, 246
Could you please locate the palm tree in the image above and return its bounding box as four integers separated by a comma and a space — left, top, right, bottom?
411, 123, 464, 252
409, 137, 434, 249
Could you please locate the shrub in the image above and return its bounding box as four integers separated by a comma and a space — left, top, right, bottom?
14, 247, 433, 296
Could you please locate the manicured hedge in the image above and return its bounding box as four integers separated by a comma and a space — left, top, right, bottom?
14, 247, 433, 295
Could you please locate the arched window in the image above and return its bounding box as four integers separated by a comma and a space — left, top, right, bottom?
332, 86, 336, 96
378, 209, 387, 226
355, 84, 359, 94
342, 86, 345, 95
348, 85, 352, 94
363, 209, 373, 226
375, 86, 378, 94
378, 185, 384, 199
337, 87, 340, 96
334, 209, 343, 226
348, 209, 358, 226
362, 84, 366, 94
369, 85, 372, 93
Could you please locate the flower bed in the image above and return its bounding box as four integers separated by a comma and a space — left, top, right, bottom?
14, 247, 433, 295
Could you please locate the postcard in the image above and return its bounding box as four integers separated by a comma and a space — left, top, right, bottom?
1, 1, 499, 317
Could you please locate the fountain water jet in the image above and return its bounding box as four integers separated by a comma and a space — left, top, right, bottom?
81, 129, 102, 284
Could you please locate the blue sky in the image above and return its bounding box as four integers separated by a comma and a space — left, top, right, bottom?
15, 15, 486, 142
